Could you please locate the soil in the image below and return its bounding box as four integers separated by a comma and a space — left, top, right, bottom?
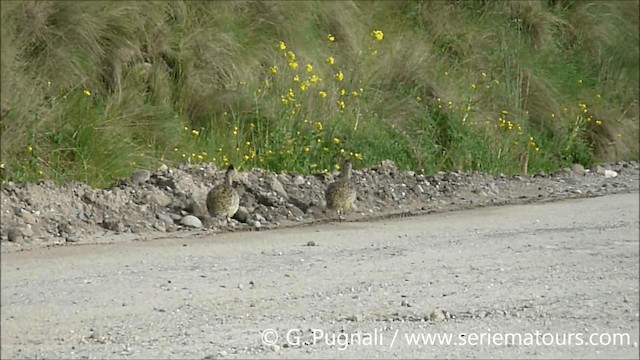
1, 160, 638, 253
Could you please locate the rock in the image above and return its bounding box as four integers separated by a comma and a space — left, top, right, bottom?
65, 236, 80, 243
156, 213, 175, 226
429, 307, 446, 322
7, 228, 23, 242
17, 209, 36, 224
603, 170, 618, 178
570, 163, 585, 175
269, 176, 288, 199
149, 190, 172, 207
169, 213, 182, 221
102, 219, 125, 232
180, 215, 202, 228
233, 206, 250, 223
157, 164, 169, 173
153, 221, 166, 232
293, 175, 306, 186
131, 169, 152, 185
592, 165, 606, 175
253, 220, 261, 229
307, 240, 317, 246
287, 205, 305, 219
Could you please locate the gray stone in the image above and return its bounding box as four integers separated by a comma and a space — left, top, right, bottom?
233, 206, 250, 223
131, 169, 151, 185
293, 175, 306, 186
17, 209, 36, 224
7, 228, 23, 242
102, 219, 125, 232
156, 213, 175, 225
269, 176, 288, 199
604, 170, 618, 178
180, 215, 202, 228
149, 191, 172, 207
570, 163, 585, 175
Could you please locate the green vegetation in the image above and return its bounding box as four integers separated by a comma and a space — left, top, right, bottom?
1, 1, 638, 188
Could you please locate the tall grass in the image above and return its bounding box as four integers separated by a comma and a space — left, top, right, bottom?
1, 1, 638, 188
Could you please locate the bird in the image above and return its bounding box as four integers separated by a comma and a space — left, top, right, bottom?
206, 164, 240, 224
325, 160, 357, 222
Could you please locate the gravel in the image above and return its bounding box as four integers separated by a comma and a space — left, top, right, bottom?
1, 160, 638, 253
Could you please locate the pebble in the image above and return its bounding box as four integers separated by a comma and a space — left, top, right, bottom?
180, 215, 203, 228
7, 228, 23, 242
156, 213, 175, 225
131, 169, 151, 185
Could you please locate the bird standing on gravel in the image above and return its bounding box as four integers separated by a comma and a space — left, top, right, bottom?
206, 165, 240, 224
325, 160, 357, 222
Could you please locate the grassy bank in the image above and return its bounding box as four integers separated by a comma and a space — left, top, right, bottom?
1, 0, 638, 188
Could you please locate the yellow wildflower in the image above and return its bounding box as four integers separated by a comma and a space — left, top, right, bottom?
293, 75, 300, 82
27, 146, 33, 153
300, 81, 309, 91
371, 29, 384, 41
328, 33, 335, 42
191, 129, 199, 136
279, 41, 286, 51
289, 61, 298, 70
340, 88, 346, 96
303, 146, 310, 153
319, 91, 327, 98
243, 155, 250, 161
315, 122, 323, 131
332, 137, 340, 145
470, 83, 477, 90
336, 100, 345, 110
197, 154, 204, 161
83, 89, 91, 96
306, 63, 313, 73
327, 56, 335, 65
323, 147, 330, 152
310, 74, 320, 83
286, 51, 296, 61
595, 120, 602, 126
269, 66, 277, 74
334, 71, 344, 82
354, 153, 363, 161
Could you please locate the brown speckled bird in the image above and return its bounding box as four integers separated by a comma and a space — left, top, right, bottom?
206, 165, 240, 223
325, 160, 357, 222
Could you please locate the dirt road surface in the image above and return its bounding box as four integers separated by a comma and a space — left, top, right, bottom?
1, 192, 639, 359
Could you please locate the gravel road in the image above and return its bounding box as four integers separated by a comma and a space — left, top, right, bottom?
1, 192, 639, 359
